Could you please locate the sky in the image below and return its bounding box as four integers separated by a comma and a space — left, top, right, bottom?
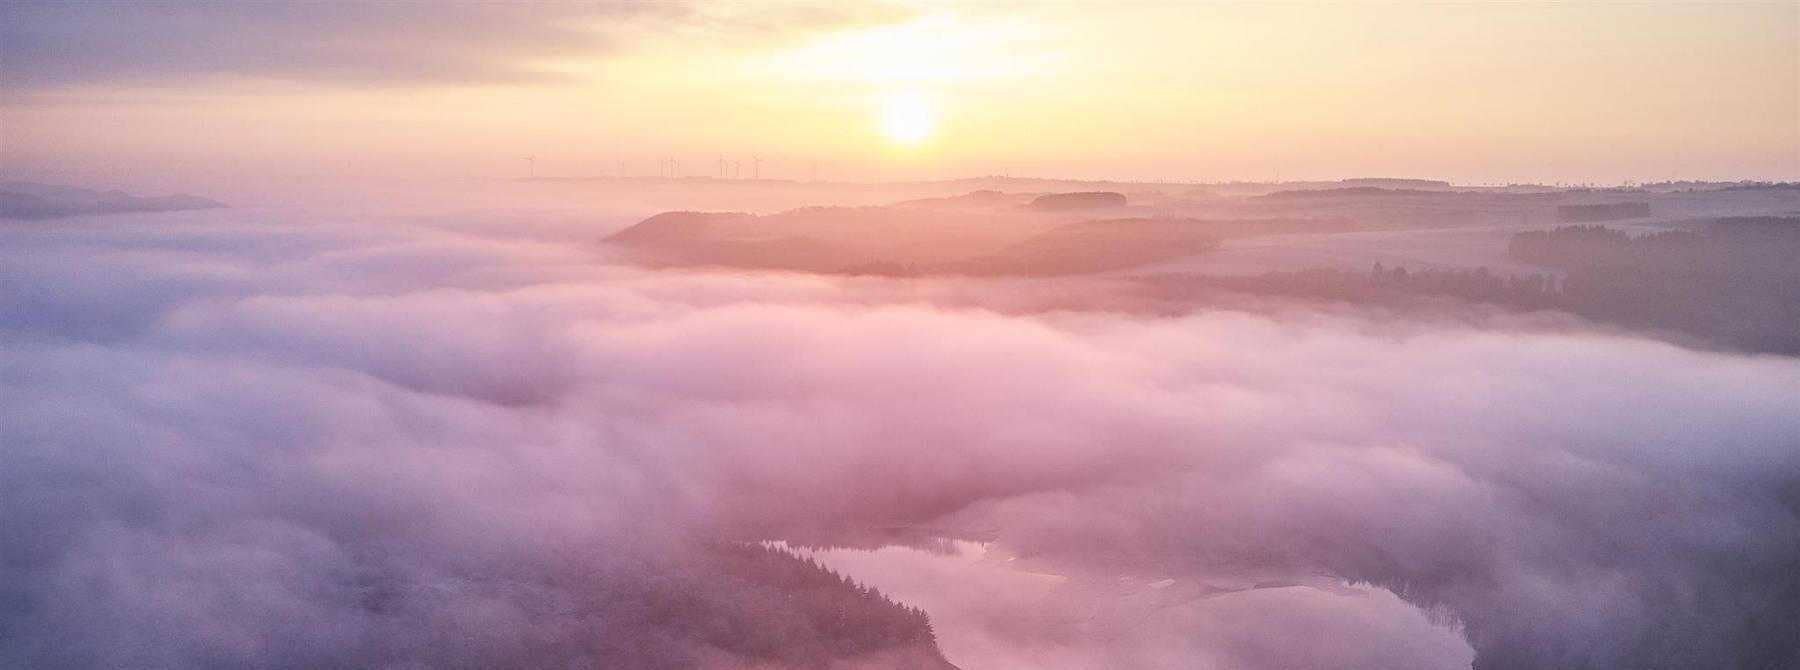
2, 1, 1797, 189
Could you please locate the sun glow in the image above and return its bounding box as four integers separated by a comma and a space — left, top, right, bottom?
879, 91, 938, 146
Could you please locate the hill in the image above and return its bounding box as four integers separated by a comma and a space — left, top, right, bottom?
949, 217, 1220, 275
1026, 191, 1128, 211
604, 200, 1069, 273
603, 198, 1258, 276
0, 182, 225, 219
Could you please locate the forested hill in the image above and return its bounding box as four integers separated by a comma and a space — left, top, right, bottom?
611, 541, 958, 669
1505, 218, 1800, 352
1143, 218, 1800, 356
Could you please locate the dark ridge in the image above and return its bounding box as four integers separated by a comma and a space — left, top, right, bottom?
0, 182, 226, 220
1135, 217, 1800, 356
1259, 186, 1445, 199
1026, 191, 1128, 211
1505, 220, 1799, 353
1555, 202, 1650, 222
1339, 178, 1453, 188
891, 189, 1020, 209
607, 211, 757, 245
1718, 181, 1800, 192
949, 217, 1220, 276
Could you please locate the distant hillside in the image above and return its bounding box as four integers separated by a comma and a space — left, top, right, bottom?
0, 182, 225, 219
603, 197, 1257, 276
1507, 218, 1800, 354
1259, 187, 1444, 199
1339, 178, 1453, 189
604, 200, 1069, 273
891, 189, 1023, 209
1555, 202, 1650, 222
950, 218, 1219, 276
1027, 191, 1127, 211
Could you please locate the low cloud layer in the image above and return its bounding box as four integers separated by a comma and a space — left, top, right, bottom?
3, 209, 1797, 668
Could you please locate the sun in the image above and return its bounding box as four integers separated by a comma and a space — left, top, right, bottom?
879, 91, 938, 146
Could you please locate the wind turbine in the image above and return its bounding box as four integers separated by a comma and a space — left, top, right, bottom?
752, 155, 762, 180
524, 155, 535, 179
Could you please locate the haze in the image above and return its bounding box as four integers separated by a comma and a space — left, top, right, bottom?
3, 2, 1799, 670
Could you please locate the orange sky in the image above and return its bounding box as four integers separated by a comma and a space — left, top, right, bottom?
3, 1, 1796, 189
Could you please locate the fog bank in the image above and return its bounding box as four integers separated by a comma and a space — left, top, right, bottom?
3, 206, 1797, 668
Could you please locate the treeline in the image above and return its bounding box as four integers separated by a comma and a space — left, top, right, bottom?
1166, 219, 1800, 355
705, 542, 940, 660
1194, 264, 1562, 309
536, 540, 952, 669
1510, 220, 1800, 276
1509, 220, 1800, 354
